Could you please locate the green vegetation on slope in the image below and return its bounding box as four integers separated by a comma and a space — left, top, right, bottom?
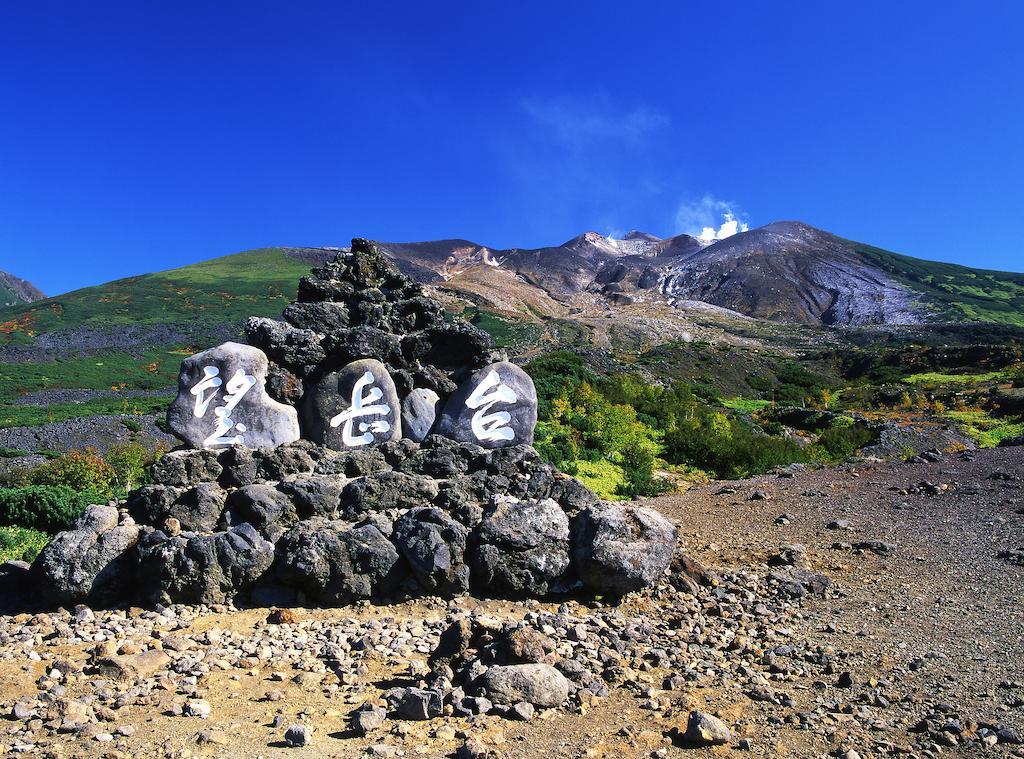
856, 244, 1024, 326
0, 248, 311, 343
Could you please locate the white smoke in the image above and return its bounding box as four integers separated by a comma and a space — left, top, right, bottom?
675, 195, 750, 243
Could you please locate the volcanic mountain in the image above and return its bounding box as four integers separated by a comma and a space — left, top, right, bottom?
0, 270, 44, 307
372, 222, 1024, 327
2, 223, 1022, 346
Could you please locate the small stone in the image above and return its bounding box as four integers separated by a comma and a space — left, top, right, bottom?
681, 711, 732, 746
184, 699, 211, 719
284, 724, 311, 747
351, 706, 386, 735
509, 702, 535, 721
837, 671, 855, 688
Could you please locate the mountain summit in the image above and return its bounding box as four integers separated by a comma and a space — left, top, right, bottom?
0, 270, 44, 307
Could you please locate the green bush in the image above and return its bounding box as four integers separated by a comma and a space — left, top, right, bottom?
664, 416, 806, 479
30, 450, 117, 499
616, 446, 672, 498
0, 526, 49, 563
810, 423, 875, 461
104, 442, 156, 494
0, 485, 100, 533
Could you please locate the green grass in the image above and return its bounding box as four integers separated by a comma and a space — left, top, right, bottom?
466, 308, 544, 351
721, 397, 773, 414
0, 526, 48, 562
0, 248, 311, 343
944, 409, 1024, 447
902, 370, 1006, 386
0, 396, 170, 429
0, 349, 184, 400
571, 459, 628, 500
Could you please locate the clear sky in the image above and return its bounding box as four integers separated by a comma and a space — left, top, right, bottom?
1, 1, 1022, 296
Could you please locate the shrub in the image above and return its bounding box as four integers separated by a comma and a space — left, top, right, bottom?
664, 416, 806, 479
616, 446, 672, 498
810, 423, 875, 461
0, 526, 49, 563
0, 485, 100, 533
104, 442, 155, 494
30, 450, 117, 499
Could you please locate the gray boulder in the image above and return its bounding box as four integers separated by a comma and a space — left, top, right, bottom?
244, 317, 327, 376
340, 472, 438, 518
302, 359, 402, 450
33, 505, 142, 608
136, 523, 274, 605
128, 483, 226, 533
274, 519, 401, 605
224, 484, 298, 541
276, 475, 346, 519
572, 503, 676, 596
392, 507, 470, 596
166, 342, 300, 450
471, 497, 569, 597
435, 362, 537, 449
477, 664, 569, 708
401, 388, 441, 443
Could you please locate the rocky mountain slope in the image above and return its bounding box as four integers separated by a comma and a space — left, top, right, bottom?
0, 270, 44, 307
1, 224, 1021, 341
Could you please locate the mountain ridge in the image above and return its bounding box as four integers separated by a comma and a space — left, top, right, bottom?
2, 222, 1022, 342
0, 270, 44, 307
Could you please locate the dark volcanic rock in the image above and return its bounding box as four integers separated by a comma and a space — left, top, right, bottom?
136, 523, 275, 605
392, 507, 470, 596
274, 519, 401, 605
471, 496, 569, 597
302, 359, 402, 450
572, 502, 677, 595
436, 362, 538, 449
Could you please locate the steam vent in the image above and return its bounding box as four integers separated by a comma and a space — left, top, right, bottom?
30, 240, 677, 609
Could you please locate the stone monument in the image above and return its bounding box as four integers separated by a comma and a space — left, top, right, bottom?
30, 240, 676, 609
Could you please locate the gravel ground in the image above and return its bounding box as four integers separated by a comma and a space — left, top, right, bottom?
0, 447, 1021, 758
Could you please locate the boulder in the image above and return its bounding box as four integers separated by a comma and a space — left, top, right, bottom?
244, 317, 327, 376
401, 388, 441, 443
33, 505, 142, 607
340, 472, 439, 518
128, 483, 226, 533
572, 503, 677, 596
392, 507, 470, 596
435, 362, 538, 449
303, 359, 402, 450
471, 497, 569, 596
680, 711, 733, 746
224, 484, 298, 541
276, 475, 346, 519
274, 519, 401, 605
136, 523, 274, 605
283, 300, 350, 332
477, 664, 569, 708
150, 449, 223, 486
166, 342, 300, 450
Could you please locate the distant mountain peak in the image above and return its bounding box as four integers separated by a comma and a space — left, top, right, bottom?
621, 230, 661, 242
0, 270, 45, 306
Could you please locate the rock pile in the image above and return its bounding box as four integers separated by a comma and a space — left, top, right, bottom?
27, 240, 676, 610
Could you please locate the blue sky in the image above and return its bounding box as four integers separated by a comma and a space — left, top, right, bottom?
1, 1, 1022, 295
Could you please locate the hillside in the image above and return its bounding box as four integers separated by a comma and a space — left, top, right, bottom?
0, 271, 44, 308
1, 226, 1023, 439
0, 248, 316, 345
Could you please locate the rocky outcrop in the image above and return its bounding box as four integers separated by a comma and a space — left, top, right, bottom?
29, 242, 677, 609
